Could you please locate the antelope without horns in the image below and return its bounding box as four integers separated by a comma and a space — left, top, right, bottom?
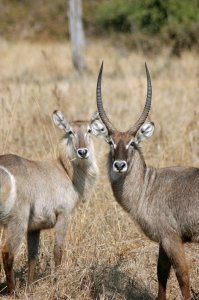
93, 62, 199, 300
0, 110, 99, 293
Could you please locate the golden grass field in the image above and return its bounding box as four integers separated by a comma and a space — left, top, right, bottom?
0, 39, 198, 299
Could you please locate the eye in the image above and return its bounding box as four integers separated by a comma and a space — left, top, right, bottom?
130, 141, 136, 147
68, 130, 73, 135
88, 128, 92, 133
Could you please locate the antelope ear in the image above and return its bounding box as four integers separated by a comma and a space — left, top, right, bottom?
135, 122, 155, 144
90, 112, 109, 139
52, 110, 70, 131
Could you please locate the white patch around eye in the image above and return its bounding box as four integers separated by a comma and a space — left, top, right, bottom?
126, 138, 135, 149
109, 137, 116, 149
87, 125, 92, 134
67, 128, 74, 137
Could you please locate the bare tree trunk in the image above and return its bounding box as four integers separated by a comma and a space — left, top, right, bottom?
68, 0, 86, 72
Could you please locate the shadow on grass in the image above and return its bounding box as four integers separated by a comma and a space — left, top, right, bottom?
0, 266, 27, 296
87, 262, 199, 300
192, 288, 199, 300
88, 263, 155, 300
0, 259, 51, 296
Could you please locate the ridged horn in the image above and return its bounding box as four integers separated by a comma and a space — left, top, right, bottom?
128, 63, 152, 134
96, 62, 116, 134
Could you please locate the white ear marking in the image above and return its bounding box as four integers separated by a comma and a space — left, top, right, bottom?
91, 111, 100, 122
52, 110, 70, 131
135, 122, 155, 144
90, 112, 109, 138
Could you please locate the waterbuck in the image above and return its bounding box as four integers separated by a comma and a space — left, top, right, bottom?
0, 110, 99, 293
93, 63, 199, 300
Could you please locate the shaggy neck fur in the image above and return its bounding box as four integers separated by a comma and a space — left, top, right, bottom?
58, 140, 99, 202
108, 147, 155, 220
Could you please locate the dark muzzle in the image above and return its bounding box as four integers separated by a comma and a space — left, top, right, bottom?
77, 148, 89, 159
113, 160, 128, 173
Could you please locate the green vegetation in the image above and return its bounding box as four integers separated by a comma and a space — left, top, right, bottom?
94, 0, 199, 34
1, 0, 199, 53
93, 0, 199, 53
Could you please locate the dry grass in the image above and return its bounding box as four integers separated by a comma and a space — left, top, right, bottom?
0, 38, 198, 299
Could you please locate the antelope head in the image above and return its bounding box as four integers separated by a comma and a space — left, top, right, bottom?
53, 111, 95, 161
92, 63, 155, 174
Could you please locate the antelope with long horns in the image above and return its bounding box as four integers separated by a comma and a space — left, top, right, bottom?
0, 110, 99, 293
93, 62, 199, 300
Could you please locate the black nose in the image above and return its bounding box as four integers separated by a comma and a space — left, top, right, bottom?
114, 160, 127, 172
77, 148, 88, 158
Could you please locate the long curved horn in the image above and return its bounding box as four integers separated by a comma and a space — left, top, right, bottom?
96, 62, 116, 134
128, 63, 152, 134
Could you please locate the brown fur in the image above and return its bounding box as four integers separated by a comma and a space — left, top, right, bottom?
105, 132, 199, 300
0, 119, 98, 293
95, 62, 198, 299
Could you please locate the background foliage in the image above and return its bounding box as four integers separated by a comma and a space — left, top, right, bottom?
1, 0, 199, 54
93, 0, 199, 54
